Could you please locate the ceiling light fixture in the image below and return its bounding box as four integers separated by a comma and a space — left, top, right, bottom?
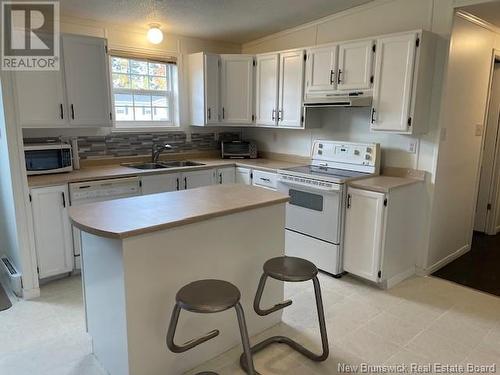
147, 24, 163, 44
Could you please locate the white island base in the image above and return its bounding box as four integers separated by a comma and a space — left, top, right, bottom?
80, 203, 285, 375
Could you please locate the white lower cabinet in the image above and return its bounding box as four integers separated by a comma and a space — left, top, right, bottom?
235, 167, 252, 185
216, 167, 236, 184
140, 173, 180, 194
343, 188, 386, 282
252, 170, 278, 191
30, 185, 74, 279
181, 169, 215, 190
343, 183, 424, 288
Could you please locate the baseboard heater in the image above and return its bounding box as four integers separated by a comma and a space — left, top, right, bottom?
1, 256, 22, 297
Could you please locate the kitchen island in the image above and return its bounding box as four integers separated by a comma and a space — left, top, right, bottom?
69, 184, 289, 375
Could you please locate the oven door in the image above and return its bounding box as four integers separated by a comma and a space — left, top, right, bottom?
277, 179, 343, 244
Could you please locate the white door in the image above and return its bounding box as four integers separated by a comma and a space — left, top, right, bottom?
141, 173, 180, 195
205, 53, 220, 124
13, 70, 67, 127
304, 45, 338, 96
216, 167, 236, 184
31, 185, 74, 278
182, 169, 215, 189
220, 55, 254, 124
235, 167, 252, 185
62, 35, 112, 127
278, 50, 305, 128
255, 53, 279, 126
337, 40, 374, 91
371, 33, 418, 132
343, 187, 386, 282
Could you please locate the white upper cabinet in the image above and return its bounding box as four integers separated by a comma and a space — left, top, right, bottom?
255, 53, 279, 126
13, 70, 67, 128
188, 52, 220, 126
278, 50, 305, 128
370, 31, 434, 134
304, 45, 338, 97
220, 54, 254, 124
337, 40, 374, 91
62, 34, 112, 127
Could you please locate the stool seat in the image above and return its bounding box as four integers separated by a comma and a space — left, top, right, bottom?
176, 279, 241, 313
264, 256, 318, 282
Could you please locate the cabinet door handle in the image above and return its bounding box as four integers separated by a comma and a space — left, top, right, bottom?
184, 177, 187, 190
371, 108, 376, 124
278, 109, 283, 122
207, 107, 211, 120
222, 107, 225, 120
62, 192, 66, 208
260, 177, 271, 182
337, 69, 342, 84
71, 104, 75, 120
176, 178, 180, 191
59, 104, 64, 119
272, 109, 276, 121
329, 70, 335, 85
219, 172, 223, 184
347, 194, 351, 209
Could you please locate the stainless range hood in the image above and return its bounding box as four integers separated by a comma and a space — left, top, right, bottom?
304, 93, 372, 108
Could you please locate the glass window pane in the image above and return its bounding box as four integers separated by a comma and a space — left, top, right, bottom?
152, 107, 169, 121
131, 75, 148, 90
115, 106, 133, 121
149, 62, 166, 76
133, 94, 151, 106
130, 60, 148, 75
112, 73, 130, 89
134, 106, 152, 121
111, 57, 129, 73
289, 189, 323, 211
149, 76, 167, 91
151, 95, 167, 107
114, 93, 133, 106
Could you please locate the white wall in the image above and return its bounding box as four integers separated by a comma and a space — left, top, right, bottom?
425, 14, 500, 270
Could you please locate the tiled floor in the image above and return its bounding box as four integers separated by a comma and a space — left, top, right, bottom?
1, 274, 499, 375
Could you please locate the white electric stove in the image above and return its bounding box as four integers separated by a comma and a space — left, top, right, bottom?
277, 140, 380, 277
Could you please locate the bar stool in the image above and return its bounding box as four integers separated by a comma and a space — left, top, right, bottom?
166, 279, 256, 375
240, 256, 329, 372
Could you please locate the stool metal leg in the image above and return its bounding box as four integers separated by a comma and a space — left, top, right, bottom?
254, 274, 293, 316
166, 303, 220, 353
234, 302, 256, 375
240, 275, 329, 373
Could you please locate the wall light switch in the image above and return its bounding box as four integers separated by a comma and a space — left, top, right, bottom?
475, 124, 483, 137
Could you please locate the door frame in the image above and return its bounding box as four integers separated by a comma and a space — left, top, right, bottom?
474, 49, 500, 235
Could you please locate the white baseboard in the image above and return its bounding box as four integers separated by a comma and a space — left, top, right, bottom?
420, 244, 470, 275
22, 287, 40, 299
385, 267, 416, 289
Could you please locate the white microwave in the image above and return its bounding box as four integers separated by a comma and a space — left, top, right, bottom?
24, 143, 73, 175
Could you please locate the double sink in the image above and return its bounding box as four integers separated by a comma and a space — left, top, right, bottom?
123, 160, 205, 170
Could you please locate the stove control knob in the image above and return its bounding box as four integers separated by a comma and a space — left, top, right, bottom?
354, 150, 360, 156
366, 147, 372, 154
365, 154, 371, 160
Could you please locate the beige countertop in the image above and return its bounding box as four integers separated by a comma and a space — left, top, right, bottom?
69, 184, 289, 239
27, 157, 305, 188
348, 175, 423, 193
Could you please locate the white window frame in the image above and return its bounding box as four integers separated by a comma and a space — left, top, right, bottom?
109, 55, 179, 131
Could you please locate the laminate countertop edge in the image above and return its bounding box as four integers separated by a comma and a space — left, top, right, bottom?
69, 184, 289, 239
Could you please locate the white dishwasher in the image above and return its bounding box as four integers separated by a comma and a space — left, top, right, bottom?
69, 177, 141, 269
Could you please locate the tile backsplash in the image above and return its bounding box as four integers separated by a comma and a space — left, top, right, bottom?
24, 131, 240, 159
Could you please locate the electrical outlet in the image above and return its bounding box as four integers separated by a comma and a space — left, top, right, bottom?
408, 139, 418, 154
475, 124, 483, 137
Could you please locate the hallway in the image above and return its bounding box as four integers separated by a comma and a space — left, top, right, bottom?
433, 232, 500, 297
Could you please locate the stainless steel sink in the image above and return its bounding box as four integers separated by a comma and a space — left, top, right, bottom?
122, 161, 205, 170
160, 160, 205, 167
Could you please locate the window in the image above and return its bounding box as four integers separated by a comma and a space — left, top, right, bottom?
110, 56, 177, 128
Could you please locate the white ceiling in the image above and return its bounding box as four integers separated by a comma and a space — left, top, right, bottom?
461, 1, 500, 28
59, 0, 373, 44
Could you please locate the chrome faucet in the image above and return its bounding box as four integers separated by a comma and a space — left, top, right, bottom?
152, 143, 173, 163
